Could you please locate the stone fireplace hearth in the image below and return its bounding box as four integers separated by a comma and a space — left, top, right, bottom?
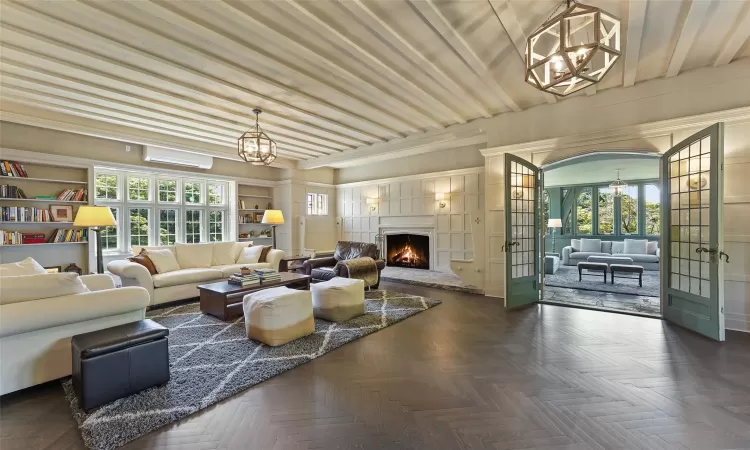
386, 233, 430, 270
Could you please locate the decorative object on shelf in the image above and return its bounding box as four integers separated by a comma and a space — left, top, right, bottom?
50, 204, 74, 222
240, 200, 246, 209
687, 174, 707, 190
261, 209, 284, 248
525, 0, 621, 96
254, 204, 259, 209
64, 263, 83, 275
74, 205, 116, 274
253, 211, 263, 223
237, 108, 277, 166
267, 202, 272, 209
45, 266, 62, 273
248, 230, 257, 237
547, 218, 563, 253
435, 193, 446, 208
239, 232, 249, 238
366, 197, 378, 211
609, 169, 627, 197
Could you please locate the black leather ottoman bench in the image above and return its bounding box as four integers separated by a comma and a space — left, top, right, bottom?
72, 319, 169, 411
610, 264, 644, 287
577, 261, 608, 283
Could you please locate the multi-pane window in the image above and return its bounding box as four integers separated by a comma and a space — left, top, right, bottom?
307, 193, 328, 215
185, 181, 202, 204
208, 183, 224, 205
100, 207, 119, 250
576, 188, 592, 235
159, 209, 177, 245
158, 179, 178, 203
129, 208, 149, 246
620, 185, 639, 234
185, 210, 202, 243
542, 190, 549, 234
208, 211, 223, 242
95, 174, 118, 200
128, 176, 150, 201
597, 187, 614, 234
644, 184, 660, 235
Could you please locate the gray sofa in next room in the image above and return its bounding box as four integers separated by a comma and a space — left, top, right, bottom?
561, 238, 660, 271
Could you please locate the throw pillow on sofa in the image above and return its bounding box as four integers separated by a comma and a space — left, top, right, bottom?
570, 239, 581, 251
259, 245, 273, 262
128, 250, 158, 275
612, 242, 624, 254
647, 241, 659, 255
237, 246, 264, 264
623, 239, 648, 255
580, 239, 602, 253
0, 257, 47, 277
0, 272, 89, 305
144, 249, 181, 273
175, 242, 214, 269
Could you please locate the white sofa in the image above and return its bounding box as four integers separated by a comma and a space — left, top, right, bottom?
107, 242, 285, 306
0, 270, 149, 395
561, 238, 660, 270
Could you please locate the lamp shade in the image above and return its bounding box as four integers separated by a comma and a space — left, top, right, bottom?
73, 206, 116, 227
547, 218, 563, 228
261, 209, 285, 225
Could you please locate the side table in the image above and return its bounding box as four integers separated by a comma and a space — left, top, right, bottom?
279, 256, 310, 273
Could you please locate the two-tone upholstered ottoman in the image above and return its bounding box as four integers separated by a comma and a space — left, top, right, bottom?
243, 287, 315, 346
311, 277, 365, 322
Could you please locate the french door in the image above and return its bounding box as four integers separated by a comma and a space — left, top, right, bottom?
661, 123, 726, 341
504, 154, 542, 308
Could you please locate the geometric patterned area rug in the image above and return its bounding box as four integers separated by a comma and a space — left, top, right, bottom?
62, 290, 440, 450
544, 265, 660, 297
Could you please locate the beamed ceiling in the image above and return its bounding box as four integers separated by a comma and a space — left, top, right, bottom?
1, 0, 749, 167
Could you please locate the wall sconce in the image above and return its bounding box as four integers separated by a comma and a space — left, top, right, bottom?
366, 197, 378, 211
435, 192, 446, 208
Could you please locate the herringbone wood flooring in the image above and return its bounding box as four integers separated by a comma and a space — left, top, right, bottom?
2, 281, 750, 450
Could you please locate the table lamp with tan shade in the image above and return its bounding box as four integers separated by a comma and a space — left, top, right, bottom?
74, 206, 116, 274
261, 209, 284, 249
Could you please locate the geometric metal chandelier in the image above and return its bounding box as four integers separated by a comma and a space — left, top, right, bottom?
525, 0, 621, 97
237, 108, 277, 166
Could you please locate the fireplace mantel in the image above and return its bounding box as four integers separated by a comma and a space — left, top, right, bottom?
379, 217, 436, 270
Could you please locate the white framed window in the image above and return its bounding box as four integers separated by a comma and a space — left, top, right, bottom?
100, 207, 119, 251
184, 181, 203, 205
307, 193, 328, 216
158, 179, 179, 203
208, 210, 224, 242
208, 183, 225, 206
129, 208, 150, 246
95, 173, 119, 201
127, 176, 151, 201
185, 209, 202, 243
159, 209, 178, 245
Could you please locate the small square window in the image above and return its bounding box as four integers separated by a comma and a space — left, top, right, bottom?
158, 179, 178, 203
185, 181, 202, 204
128, 176, 150, 201
95, 174, 118, 200
208, 183, 224, 206
307, 193, 328, 216
185, 209, 202, 243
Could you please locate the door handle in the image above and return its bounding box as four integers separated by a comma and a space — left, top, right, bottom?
719, 251, 729, 263
695, 247, 717, 254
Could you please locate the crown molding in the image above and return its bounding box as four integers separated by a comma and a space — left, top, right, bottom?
334, 166, 484, 188
275, 179, 336, 188
480, 106, 750, 157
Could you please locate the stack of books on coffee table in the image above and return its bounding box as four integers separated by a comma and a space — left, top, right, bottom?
228, 273, 260, 286
254, 268, 281, 282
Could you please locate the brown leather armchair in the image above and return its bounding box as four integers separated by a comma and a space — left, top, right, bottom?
302, 241, 386, 288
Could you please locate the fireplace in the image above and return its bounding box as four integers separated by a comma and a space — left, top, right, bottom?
386, 233, 430, 270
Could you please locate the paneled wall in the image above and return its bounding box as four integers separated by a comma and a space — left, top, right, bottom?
336, 169, 484, 271
273, 182, 337, 257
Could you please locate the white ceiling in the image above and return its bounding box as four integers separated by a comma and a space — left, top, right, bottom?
544, 155, 659, 186
0, 0, 748, 166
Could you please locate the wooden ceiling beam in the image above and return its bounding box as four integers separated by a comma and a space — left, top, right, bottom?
282, 0, 466, 126
622, 0, 648, 87
714, 4, 750, 67
344, 0, 493, 118
411, 0, 521, 113
666, 0, 713, 78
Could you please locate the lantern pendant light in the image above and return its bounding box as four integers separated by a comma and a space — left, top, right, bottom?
525, 0, 621, 96
610, 169, 627, 197
238, 108, 277, 166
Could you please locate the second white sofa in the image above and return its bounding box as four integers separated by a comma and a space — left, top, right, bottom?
108, 241, 285, 305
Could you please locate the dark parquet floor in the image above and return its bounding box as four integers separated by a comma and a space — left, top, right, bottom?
2, 281, 750, 450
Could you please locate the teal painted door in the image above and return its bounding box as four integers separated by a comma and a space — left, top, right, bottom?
505, 154, 541, 308
662, 123, 725, 341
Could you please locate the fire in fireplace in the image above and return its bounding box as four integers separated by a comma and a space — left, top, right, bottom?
386, 234, 429, 270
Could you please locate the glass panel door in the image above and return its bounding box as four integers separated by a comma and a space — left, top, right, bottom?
505, 154, 541, 308
661, 123, 725, 341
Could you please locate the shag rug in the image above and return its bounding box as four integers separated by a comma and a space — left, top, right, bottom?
62, 290, 440, 450
545, 265, 660, 297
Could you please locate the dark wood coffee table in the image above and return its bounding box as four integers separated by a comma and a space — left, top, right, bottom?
198, 273, 312, 320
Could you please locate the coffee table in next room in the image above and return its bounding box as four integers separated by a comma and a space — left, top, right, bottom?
198, 272, 312, 320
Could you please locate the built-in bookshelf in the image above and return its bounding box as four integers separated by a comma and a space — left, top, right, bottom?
0, 160, 90, 272
237, 182, 274, 243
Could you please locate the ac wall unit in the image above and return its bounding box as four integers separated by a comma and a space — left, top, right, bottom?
142, 146, 213, 169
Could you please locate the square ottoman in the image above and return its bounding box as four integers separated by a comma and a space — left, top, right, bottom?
311, 277, 365, 322
71, 319, 169, 411
243, 287, 314, 346
544, 255, 560, 274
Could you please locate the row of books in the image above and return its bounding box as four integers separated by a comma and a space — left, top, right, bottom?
1, 207, 54, 222
49, 229, 88, 243
0, 229, 88, 245
0, 185, 28, 199
228, 268, 280, 286
57, 189, 87, 201
0, 161, 28, 178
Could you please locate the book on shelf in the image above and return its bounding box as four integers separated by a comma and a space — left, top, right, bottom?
2, 206, 53, 222
48, 228, 88, 243
0, 161, 28, 178
22, 233, 45, 244
1, 185, 28, 199
0, 230, 23, 245
56, 188, 87, 201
